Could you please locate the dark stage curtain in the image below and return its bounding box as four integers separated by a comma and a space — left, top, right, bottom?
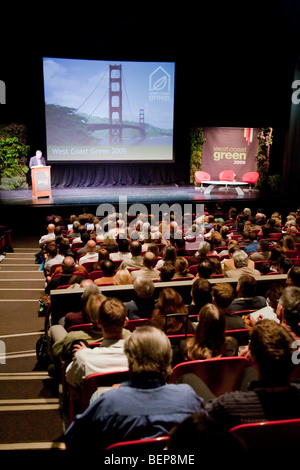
50, 162, 187, 188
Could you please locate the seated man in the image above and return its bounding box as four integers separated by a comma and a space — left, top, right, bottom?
118, 240, 144, 270
227, 274, 267, 314
65, 325, 206, 452
212, 282, 245, 330
124, 275, 156, 319
249, 239, 270, 262
65, 297, 130, 388
39, 223, 56, 248
205, 319, 300, 429
78, 240, 99, 265
224, 250, 260, 278
94, 259, 116, 285
45, 256, 88, 293
130, 251, 161, 281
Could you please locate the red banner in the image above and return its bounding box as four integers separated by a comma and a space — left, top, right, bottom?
202, 127, 258, 180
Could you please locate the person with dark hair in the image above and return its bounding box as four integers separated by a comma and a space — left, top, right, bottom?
184, 304, 227, 360
64, 326, 206, 453
94, 259, 116, 285
205, 319, 300, 429
287, 266, 300, 287
151, 287, 194, 335
197, 259, 213, 279
227, 274, 267, 314
188, 278, 212, 315
243, 231, 259, 255
212, 282, 245, 330
118, 240, 143, 270
159, 261, 176, 281
249, 239, 270, 261
168, 414, 244, 460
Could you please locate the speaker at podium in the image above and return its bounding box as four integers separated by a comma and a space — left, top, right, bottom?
31, 166, 52, 200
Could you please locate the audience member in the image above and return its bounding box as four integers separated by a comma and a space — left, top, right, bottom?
224, 250, 261, 278
196, 259, 213, 279
172, 256, 194, 279
124, 275, 155, 319
66, 221, 81, 239
287, 266, 300, 287
39, 223, 56, 248
212, 282, 245, 330
93, 248, 110, 271
159, 261, 176, 281
44, 243, 64, 275
188, 241, 211, 266
64, 325, 206, 453
65, 297, 130, 388
45, 256, 88, 293
227, 274, 267, 314
242, 232, 259, 255
188, 278, 212, 316
118, 240, 143, 270
113, 268, 132, 285
184, 303, 237, 360
130, 251, 161, 281
260, 246, 284, 274
205, 319, 300, 429
249, 239, 270, 261
49, 292, 107, 371
63, 281, 99, 330
168, 414, 244, 460
277, 286, 300, 342
151, 287, 194, 335
155, 245, 177, 270
78, 240, 98, 265
94, 259, 116, 285
109, 237, 131, 261
287, 225, 300, 243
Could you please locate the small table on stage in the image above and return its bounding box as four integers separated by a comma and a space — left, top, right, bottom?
199, 180, 248, 196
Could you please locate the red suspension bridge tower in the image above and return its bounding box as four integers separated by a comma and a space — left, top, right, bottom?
109, 65, 122, 144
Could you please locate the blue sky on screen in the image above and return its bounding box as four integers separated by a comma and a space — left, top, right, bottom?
43, 58, 175, 129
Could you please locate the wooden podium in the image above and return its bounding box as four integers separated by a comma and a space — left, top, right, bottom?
31, 166, 52, 199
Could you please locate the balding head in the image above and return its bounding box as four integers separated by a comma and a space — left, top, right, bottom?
86, 240, 96, 252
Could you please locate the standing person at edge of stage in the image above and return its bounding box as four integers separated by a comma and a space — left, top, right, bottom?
29, 150, 46, 168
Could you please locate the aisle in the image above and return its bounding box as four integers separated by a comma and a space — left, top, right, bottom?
0, 238, 65, 451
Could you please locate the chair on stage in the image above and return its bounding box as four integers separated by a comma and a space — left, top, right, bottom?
168, 356, 249, 397
194, 171, 211, 191
229, 418, 300, 451
242, 171, 259, 191
219, 170, 236, 191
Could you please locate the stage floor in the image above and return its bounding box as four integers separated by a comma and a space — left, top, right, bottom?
0, 184, 261, 208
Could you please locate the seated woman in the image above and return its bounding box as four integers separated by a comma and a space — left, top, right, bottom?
184, 303, 237, 360
172, 257, 194, 279
151, 287, 194, 335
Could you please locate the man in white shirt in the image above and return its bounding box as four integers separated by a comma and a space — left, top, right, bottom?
66, 297, 129, 388
39, 223, 56, 248
78, 240, 99, 265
